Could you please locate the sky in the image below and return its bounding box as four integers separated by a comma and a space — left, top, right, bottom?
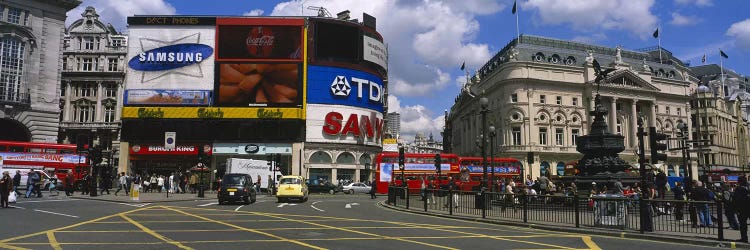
66, 0, 750, 142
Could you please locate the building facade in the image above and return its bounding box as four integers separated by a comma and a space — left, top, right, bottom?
0, 0, 80, 142
60, 6, 126, 165
446, 35, 698, 180
385, 112, 400, 138
118, 15, 386, 185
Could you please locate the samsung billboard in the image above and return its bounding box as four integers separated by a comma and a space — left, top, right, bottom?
307, 65, 385, 112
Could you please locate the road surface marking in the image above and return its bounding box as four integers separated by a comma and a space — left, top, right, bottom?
120, 214, 191, 249
8, 205, 25, 209
197, 202, 218, 207
163, 206, 326, 250
16, 199, 72, 204
234, 205, 244, 211
277, 203, 297, 208
33, 209, 79, 218
345, 202, 360, 208
310, 201, 324, 212
582, 236, 602, 250
45, 232, 61, 250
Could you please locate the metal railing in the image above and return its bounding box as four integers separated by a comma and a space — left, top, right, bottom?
387, 186, 734, 242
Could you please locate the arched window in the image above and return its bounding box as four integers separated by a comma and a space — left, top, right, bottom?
359, 154, 372, 166
0, 37, 26, 102
336, 152, 355, 164
309, 151, 332, 164
556, 162, 565, 176
540, 161, 550, 177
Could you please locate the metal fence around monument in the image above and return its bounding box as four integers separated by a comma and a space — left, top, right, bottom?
387, 186, 729, 242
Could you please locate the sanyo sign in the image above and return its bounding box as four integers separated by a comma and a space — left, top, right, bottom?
308, 65, 385, 112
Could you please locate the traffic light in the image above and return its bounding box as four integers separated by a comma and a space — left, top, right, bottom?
266, 154, 273, 171
398, 147, 405, 169
434, 154, 441, 174
649, 127, 668, 164
89, 147, 102, 165
275, 154, 281, 169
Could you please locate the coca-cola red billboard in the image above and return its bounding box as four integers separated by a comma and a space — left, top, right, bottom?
216, 18, 304, 61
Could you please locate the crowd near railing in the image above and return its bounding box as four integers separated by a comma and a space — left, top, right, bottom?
387, 186, 732, 242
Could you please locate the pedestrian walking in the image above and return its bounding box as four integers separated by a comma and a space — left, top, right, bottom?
114, 172, 129, 196
190, 174, 198, 194
723, 183, 740, 230
81, 171, 90, 195
370, 177, 377, 199
614, 178, 624, 195
1, 171, 12, 208
691, 181, 712, 227
673, 181, 685, 222
25, 170, 40, 198
732, 175, 750, 243
12, 170, 21, 196
64, 172, 75, 196
100, 171, 111, 195
157, 175, 165, 193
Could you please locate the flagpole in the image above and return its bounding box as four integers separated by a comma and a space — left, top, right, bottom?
720, 50, 724, 97
515, 6, 520, 42
657, 26, 663, 63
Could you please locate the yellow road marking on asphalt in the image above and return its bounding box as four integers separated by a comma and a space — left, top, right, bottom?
581, 236, 601, 250
7, 242, 165, 245
120, 214, 192, 250
0, 206, 152, 244
45, 232, 61, 250
163, 206, 327, 250
0, 243, 30, 250
56, 230, 148, 233
248, 211, 458, 250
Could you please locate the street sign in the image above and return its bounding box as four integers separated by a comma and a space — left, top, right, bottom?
165, 132, 176, 150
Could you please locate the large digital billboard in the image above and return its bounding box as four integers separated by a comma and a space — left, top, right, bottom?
307, 65, 385, 112
214, 63, 301, 106
124, 24, 216, 106
306, 104, 383, 147
216, 18, 304, 61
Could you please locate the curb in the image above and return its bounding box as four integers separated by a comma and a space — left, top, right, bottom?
72, 196, 214, 204
379, 202, 746, 249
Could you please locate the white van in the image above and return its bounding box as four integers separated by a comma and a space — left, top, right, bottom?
0, 165, 56, 190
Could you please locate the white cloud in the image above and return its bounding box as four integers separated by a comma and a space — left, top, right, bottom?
524, 0, 658, 39
670, 12, 699, 26
387, 95, 445, 142
727, 19, 750, 50
243, 9, 264, 16
674, 0, 713, 6
67, 0, 177, 32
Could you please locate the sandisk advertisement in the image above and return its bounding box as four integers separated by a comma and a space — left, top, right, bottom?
307, 104, 383, 146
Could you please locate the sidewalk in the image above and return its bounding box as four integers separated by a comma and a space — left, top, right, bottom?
380, 200, 748, 249
70, 191, 215, 203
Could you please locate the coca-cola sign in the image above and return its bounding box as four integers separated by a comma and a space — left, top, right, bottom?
217, 18, 303, 60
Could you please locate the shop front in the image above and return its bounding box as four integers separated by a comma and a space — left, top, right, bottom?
127, 143, 212, 177
212, 142, 294, 178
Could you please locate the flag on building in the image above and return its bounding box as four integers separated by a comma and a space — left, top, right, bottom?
512, 0, 517, 14
652, 28, 659, 38
460, 61, 465, 71
720, 50, 728, 59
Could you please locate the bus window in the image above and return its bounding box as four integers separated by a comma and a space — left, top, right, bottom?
9, 146, 23, 152
60, 149, 75, 154
45, 148, 58, 153
28, 147, 43, 153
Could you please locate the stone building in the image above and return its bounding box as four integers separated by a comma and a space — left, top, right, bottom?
446, 35, 699, 179
59, 6, 126, 164
0, 0, 80, 142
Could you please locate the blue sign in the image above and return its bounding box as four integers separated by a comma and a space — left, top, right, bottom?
307, 65, 385, 112
129, 44, 213, 71
464, 165, 519, 174
124, 89, 212, 106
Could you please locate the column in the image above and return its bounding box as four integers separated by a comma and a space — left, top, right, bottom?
64, 81, 72, 122
630, 99, 638, 148
96, 81, 103, 122
649, 102, 657, 127
610, 97, 618, 134
115, 81, 123, 121
331, 168, 338, 185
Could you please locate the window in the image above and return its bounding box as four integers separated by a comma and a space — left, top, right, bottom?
511, 93, 517, 103
540, 95, 546, 104
83, 37, 94, 50
512, 127, 522, 145
82, 58, 93, 71
572, 129, 580, 145
77, 83, 96, 97
0, 37, 25, 103
112, 39, 123, 47
104, 105, 115, 122
666, 107, 670, 115
556, 96, 562, 105
655, 105, 659, 113
61, 83, 66, 97
572, 97, 578, 106
108, 58, 118, 71
677, 108, 681, 116
73, 102, 95, 122
7, 7, 22, 24
555, 128, 564, 146
616, 119, 622, 135
105, 84, 117, 98
616, 103, 621, 111
539, 128, 547, 145
310, 151, 332, 164
336, 152, 355, 164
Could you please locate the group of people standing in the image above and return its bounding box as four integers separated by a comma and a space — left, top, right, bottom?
111, 172, 201, 195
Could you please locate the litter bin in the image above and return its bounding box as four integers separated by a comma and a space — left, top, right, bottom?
593, 194, 627, 229
387, 186, 395, 204
475, 191, 484, 209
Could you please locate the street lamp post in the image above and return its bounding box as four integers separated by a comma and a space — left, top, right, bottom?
480, 97, 489, 189
677, 121, 691, 181
489, 125, 496, 192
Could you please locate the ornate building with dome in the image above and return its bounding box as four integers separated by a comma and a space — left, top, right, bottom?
443, 34, 740, 180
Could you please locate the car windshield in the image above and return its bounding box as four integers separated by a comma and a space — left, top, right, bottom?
280, 178, 301, 185
222, 175, 245, 185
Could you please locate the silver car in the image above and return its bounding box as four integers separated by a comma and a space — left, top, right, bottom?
342, 182, 371, 194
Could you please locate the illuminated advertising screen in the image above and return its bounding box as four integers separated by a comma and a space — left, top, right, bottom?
124, 24, 216, 106
216, 18, 304, 61
307, 65, 385, 112
214, 63, 301, 106
306, 104, 383, 147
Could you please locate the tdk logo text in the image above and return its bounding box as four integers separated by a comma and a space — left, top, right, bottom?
329, 75, 382, 102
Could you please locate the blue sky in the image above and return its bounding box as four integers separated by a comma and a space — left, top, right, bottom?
68, 0, 750, 142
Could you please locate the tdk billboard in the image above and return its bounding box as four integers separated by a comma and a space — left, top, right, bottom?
307, 65, 384, 112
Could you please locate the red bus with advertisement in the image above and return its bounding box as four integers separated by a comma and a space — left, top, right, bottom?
0, 140, 89, 187
373, 152, 459, 194
457, 157, 522, 191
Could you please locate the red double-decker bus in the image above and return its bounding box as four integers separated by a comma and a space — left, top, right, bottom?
373, 152, 460, 194
457, 156, 522, 191
0, 140, 89, 187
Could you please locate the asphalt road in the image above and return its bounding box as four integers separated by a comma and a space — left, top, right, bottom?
0, 193, 727, 250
